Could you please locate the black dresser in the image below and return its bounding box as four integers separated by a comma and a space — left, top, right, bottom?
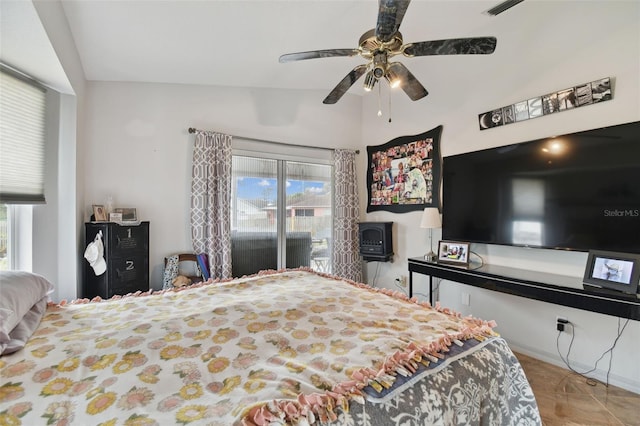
83, 221, 149, 299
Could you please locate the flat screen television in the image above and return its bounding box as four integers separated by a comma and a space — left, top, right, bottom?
442, 120, 640, 253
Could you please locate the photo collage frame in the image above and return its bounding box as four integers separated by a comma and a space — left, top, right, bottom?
366, 126, 442, 213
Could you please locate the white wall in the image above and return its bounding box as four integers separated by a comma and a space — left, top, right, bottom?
30, 91, 79, 303
82, 82, 362, 290
360, 2, 640, 392
31, 90, 61, 292
31, 0, 86, 302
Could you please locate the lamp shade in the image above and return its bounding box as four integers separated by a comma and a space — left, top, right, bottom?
420, 207, 441, 229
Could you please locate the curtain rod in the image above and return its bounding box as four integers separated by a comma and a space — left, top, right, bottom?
188, 127, 359, 154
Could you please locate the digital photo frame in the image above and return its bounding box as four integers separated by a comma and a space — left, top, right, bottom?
583, 250, 640, 294
437, 240, 470, 267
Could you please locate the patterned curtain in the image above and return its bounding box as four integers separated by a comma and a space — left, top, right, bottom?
332, 149, 362, 282
191, 131, 232, 278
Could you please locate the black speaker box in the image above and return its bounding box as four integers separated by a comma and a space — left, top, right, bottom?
359, 222, 393, 261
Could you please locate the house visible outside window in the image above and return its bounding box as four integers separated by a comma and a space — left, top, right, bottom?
294, 209, 314, 217
0, 66, 47, 270
231, 154, 333, 276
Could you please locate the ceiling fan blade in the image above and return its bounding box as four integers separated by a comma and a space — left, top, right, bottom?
403, 37, 497, 56
388, 62, 428, 101
279, 49, 360, 63
375, 0, 411, 43
323, 64, 369, 104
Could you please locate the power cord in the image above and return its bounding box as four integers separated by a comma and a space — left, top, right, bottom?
556, 317, 630, 387
371, 261, 381, 287
431, 277, 440, 301
409, 279, 440, 302
394, 278, 408, 296
393, 276, 438, 301
469, 250, 484, 269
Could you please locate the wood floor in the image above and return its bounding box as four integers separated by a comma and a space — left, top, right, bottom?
514, 352, 640, 426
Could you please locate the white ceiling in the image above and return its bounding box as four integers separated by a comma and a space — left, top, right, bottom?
2, 1, 639, 101
0, 0, 71, 92
58, 0, 502, 91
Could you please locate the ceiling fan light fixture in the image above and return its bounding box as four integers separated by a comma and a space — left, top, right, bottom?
279, 0, 496, 105
363, 71, 377, 91
373, 65, 385, 79
386, 70, 401, 88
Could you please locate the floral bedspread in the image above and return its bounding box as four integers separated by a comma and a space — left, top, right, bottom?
0, 269, 539, 425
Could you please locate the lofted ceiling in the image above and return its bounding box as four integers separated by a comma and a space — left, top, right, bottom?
58, 0, 503, 91
2, 1, 638, 102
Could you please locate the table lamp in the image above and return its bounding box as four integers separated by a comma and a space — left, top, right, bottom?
420, 207, 441, 262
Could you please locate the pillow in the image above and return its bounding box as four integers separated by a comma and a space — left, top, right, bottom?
0, 271, 54, 355
1, 296, 48, 355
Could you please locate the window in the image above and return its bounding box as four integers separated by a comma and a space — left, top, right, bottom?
294, 209, 315, 217
0, 65, 47, 271
231, 154, 333, 276
0, 66, 47, 204
0, 203, 32, 271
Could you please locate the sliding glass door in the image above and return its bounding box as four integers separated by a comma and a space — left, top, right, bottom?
231, 155, 333, 277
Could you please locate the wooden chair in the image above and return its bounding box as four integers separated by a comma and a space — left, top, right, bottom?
164, 253, 203, 284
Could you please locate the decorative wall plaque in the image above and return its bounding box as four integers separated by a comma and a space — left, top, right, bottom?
479, 77, 612, 130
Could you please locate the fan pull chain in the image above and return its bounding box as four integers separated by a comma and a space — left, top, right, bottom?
388, 88, 392, 123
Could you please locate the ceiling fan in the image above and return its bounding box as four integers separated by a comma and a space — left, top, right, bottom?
279, 0, 497, 104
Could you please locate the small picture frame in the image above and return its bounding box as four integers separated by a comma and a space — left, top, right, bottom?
114, 208, 137, 222
109, 212, 123, 223
437, 240, 470, 267
92, 205, 107, 221
583, 250, 640, 294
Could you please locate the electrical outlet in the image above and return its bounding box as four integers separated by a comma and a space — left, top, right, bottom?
401, 275, 407, 287
394, 276, 407, 287
556, 316, 569, 332
461, 292, 470, 306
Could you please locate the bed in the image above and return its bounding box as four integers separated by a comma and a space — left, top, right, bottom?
0, 269, 541, 425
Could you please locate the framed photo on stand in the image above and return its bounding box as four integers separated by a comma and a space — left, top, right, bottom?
92, 205, 107, 222
583, 250, 640, 294
114, 208, 138, 224
437, 240, 470, 267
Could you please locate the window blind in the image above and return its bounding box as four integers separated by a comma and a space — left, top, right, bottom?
0, 67, 46, 204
